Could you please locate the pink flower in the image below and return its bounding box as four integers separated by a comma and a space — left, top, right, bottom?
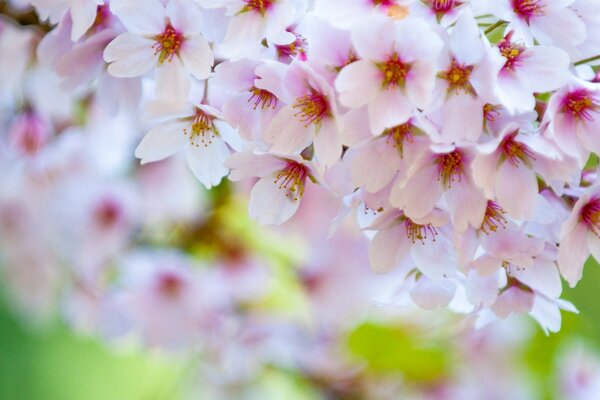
334, 14, 444, 135
390, 144, 488, 233
490, 0, 586, 53
196, 0, 299, 59
264, 61, 343, 168
472, 124, 576, 220
225, 151, 320, 225
135, 100, 238, 188
543, 81, 600, 165
367, 207, 457, 280
495, 31, 570, 113
558, 185, 600, 287
209, 59, 285, 146
428, 10, 503, 143
103, 0, 213, 94
30, 0, 104, 41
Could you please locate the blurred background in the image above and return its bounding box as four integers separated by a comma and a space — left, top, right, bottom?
2, 1, 600, 399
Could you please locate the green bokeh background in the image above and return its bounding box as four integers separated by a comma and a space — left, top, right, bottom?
1, 258, 599, 400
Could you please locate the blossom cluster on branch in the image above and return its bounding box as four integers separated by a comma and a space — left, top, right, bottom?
2, 0, 600, 340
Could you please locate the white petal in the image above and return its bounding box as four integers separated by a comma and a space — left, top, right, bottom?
368, 89, 413, 136
410, 276, 456, 310
313, 118, 342, 169
352, 139, 401, 193
155, 57, 191, 99
265, 105, 312, 155
104, 33, 155, 77
135, 121, 187, 163
248, 176, 301, 225
558, 222, 590, 287
110, 0, 165, 34
335, 60, 380, 109
495, 161, 537, 220
369, 225, 410, 273
180, 35, 213, 80
225, 152, 284, 181
70, 0, 99, 41
185, 138, 230, 188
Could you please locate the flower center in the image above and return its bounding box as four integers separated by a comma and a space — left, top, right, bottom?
242, 0, 274, 15
512, 0, 545, 21
500, 132, 535, 167
275, 28, 308, 63
152, 24, 184, 63
437, 150, 464, 188
184, 109, 218, 147
248, 86, 278, 110
274, 161, 309, 201
439, 59, 474, 94
562, 89, 599, 121
293, 90, 330, 127
581, 198, 600, 236
483, 103, 501, 124
385, 122, 415, 157
94, 198, 123, 229
480, 201, 507, 234
376, 53, 411, 89
428, 0, 459, 13
498, 32, 525, 71
157, 273, 183, 298
405, 218, 438, 244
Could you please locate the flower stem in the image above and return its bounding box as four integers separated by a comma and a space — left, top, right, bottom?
574, 54, 600, 66
484, 20, 506, 35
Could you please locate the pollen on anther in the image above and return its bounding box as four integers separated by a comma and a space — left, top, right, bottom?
273, 161, 309, 201
405, 218, 438, 244
152, 24, 184, 63
248, 86, 278, 110
183, 108, 219, 147
437, 150, 464, 188
480, 201, 507, 234
293, 90, 330, 127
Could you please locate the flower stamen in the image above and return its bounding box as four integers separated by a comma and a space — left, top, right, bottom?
248, 86, 278, 110
405, 218, 438, 244
480, 201, 507, 234
437, 150, 464, 188
292, 90, 330, 127
183, 109, 219, 147
376, 53, 411, 89
274, 161, 309, 201
152, 24, 184, 63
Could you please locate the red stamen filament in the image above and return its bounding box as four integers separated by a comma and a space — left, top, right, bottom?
405, 218, 438, 244
152, 24, 184, 63
437, 150, 464, 188
293, 90, 330, 127
273, 161, 308, 201
248, 86, 278, 110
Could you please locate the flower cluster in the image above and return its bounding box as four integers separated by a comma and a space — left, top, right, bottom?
4, 0, 600, 337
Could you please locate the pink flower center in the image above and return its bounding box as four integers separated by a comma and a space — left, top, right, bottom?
427, 0, 460, 13
184, 108, 218, 147
293, 90, 330, 127
561, 89, 599, 121
275, 28, 307, 63
274, 161, 309, 201
94, 198, 123, 229
439, 59, 474, 94
152, 24, 184, 63
242, 0, 274, 15
248, 86, 278, 110
385, 122, 415, 157
405, 218, 438, 244
437, 150, 464, 188
498, 32, 525, 71
581, 198, 600, 236
89, 4, 112, 34
376, 53, 411, 89
480, 201, 507, 234
500, 132, 535, 167
157, 272, 184, 298
512, 0, 545, 22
